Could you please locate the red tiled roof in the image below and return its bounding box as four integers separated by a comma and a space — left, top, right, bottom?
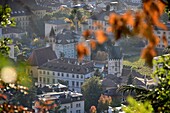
28, 47, 57, 66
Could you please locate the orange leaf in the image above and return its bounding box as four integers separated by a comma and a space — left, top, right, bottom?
141, 46, 157, 67
162, 34, 168, 47
148, 34, 160, 47
122, 11, 134, 26
76, 43, 90, 60
157, 0, 166, 15
108, 13, 117, 25
106, 26, 113, 33
90, 39, 96, 50
95, 30, 107, 44
82, 30, 91, 39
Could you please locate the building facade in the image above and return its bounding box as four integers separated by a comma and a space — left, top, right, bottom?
37, 58, 94, 92
47, 28, 79, 59
45, 20, 70, 37
34, 91, 84, 113
108, 45, 123, 77
154, 23, 170, 49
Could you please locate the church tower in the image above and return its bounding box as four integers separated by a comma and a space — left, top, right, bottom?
46, 27, 56, 51
108, 45, 123, 77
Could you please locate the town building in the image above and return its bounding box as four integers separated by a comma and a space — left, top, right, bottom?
34, 91, 84, 113
28, 46, 57, 81
0, 0, 47, 30
154, 23, 170, 49
2, 27, 27, 39
108, 45, 123, 77
45, 20, 70, 37
37, 58, 94, 92
47, 28, 79, 59
87, 10, 113, 32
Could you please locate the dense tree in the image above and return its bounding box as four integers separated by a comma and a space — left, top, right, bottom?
81, 76, 102, 112
65, 8, 87, 31
97, 94, 112, 112
119, 55, 170, 112
90, 106, 97, 113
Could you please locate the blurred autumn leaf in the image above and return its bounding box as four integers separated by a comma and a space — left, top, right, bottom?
79, 0, 168, 66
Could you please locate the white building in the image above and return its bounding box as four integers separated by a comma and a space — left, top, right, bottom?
34, 91, 84, 113
154, 23, 170, 49
108, 45, 123, 77
2, 27, 27, 39
47, 28, 79, 59
37, 58, 95, 92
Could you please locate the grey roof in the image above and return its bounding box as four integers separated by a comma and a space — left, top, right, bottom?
2, 27, 25, 34
28, 47, 57, 66
89, 10, 115, 21
55, 29, 79, 44
46, 20, 68, 25
102, 74, 122, 88
109, 45, 123, 59
37, 91, 84, 104
38, 58, 94, 74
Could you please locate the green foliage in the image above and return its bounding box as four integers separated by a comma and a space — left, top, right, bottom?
0, 38, 12, 56
81, 76, 102, 112
123, 96, 153, 113
123, 59, 152, 76
0, 5, 16, 27
121, 54, 170, 113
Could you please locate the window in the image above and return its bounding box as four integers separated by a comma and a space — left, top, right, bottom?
76, 82, 79, 87
115, 62, 117, 66
72, 74, 75, 78
81, 82, 83, 86
66, 80, 69, 85
76, 103, 81, 107
53, 72, 55, 75
62, 73, 64, 77
81, 75, 83, 79
71, 103, 72, 108
157, 31, 161, 34
53, 79, 55, 84
39, 77, 42, 82
39, 71, 42, 74
30, 70, 33, 75
76, 75, 79, 78
47, 78, 50, 84
58, 73, 60, 76
76, 110, 81, 113
115, 68, 117, 71
72, 81, 75, 86
47, 71, 49, 75
43, 71, 45, 74
67, 74, 69, 77
43, 78, 46, 83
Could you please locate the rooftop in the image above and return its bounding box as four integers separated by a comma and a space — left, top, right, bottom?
27, 46, 57, 66
38, 58, 94, 74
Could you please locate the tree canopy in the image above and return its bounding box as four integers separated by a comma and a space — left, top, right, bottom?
81, 76, 102, 112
